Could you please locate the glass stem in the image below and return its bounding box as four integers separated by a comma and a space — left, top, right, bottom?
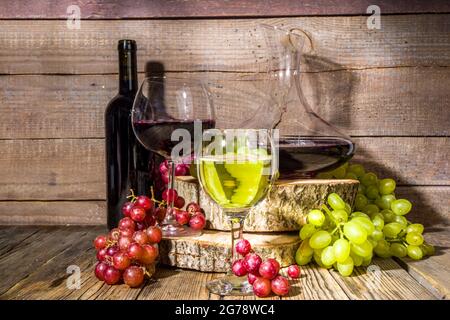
226, 210, 247, 273
162, 160, 179, 226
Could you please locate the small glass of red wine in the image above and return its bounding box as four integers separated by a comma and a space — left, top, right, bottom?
132, 76, 215, 237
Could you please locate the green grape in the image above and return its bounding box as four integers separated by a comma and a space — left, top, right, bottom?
372, 214, 385, 230
351, 211, 370, 219
355, 194, 368, 211
321, 246, 337, 266
421, 243, 435, 256
331, 165, 347, 179
379, 178, 396, 195
308, 209, 326, 227
365, 185, 380, 200
345, 172, 358, 180
383, 222, 404, 238
391, 199, 412, 216
317, 171, 333, 179
351, 240, 373, 258
309, 230, 332, 249
406, 223, 424, 234
300, 224, 316, 240
295, 251, 313, 266
407, 245, 423, 260
390, 243, 407, 258
393, 215, 408, 227
343, 221, 367, 245
406, 232, 424, 246
381, 209, 396, 223
298, 239, 314, 257
314, 252, 331, 269
362, 256, 372, 266
374, 240, 391, 258
351, 216, 375, 235
337, 257, 354, 276
332, 209, 348, 223
327, 193, 346, 210
358, 184, 366, 195
350, 252, 363, 267
361, 172, 378, 187
376, 194, 396, 210
363, 204, 380, 217
367, 237, 378, 248
344, 203, 352, 214
370, 229, 384, 241
333, 238, 351, 263
348, 164, 365, 178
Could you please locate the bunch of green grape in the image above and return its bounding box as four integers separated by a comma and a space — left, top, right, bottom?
296, 163, 435, 277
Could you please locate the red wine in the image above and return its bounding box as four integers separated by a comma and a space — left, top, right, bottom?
105, 40, 151, 229
278, 136, 354, 178
133, 119, 215, 159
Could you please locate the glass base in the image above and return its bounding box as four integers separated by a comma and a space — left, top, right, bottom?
161, 224, 202, 238
206, 275, 253, 296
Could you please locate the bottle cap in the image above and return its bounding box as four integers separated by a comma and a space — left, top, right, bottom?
118, 39, 137, 51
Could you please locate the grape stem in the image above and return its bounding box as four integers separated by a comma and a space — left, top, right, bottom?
321, 204, 338, 226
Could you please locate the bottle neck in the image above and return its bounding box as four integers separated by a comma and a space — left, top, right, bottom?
118, 49, 138, 96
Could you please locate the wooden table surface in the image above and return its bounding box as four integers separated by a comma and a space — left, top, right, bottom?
0, 226, 448, 300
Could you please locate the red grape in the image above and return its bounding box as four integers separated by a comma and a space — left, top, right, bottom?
146, 226, 163, 244
175, 210, 190, 225
175, 164, 188, 176
144, 214, 156, 227
232, 259, 247, 277
174, 196, 185, 209
161, 172, 169, 184
118, 236, 132, 252
135, 196, 153, 211
103, 266, 121, 285
259, 259, 280, 280
119, 217, 135, 231
133, 231, 149, 245
271, 275, 290, 296
135, 221, 146, 231
122, 201, 134, 217
253, 277, 272, 297
123, 266, 145, 288
159, 161, 168, 175
243, 253, 262, 274
141, 244, 159, 264
235, 239, 252, 256
120, 228, 134, 238
94, 262, 108, 281
287, 265, 301, 278
247, 272, 258, 285
113, 251, 131, 271
108, 228, 120, 242
155, 207, 167, 222
130, 206, 146, 222
127, 242, 144, 261
189, 213, 206, 231
96, 248, 107, 262
162, 189, 178, 203
186, 202, 201, 214
94, 235, 107, 251
106, 246, 120, 258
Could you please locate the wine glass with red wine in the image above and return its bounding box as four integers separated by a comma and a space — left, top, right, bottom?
132, 77, 215, 237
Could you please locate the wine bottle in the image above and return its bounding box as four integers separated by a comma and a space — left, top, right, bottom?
105, 40, 151, 229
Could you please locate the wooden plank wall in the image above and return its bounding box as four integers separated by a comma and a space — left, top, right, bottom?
0, 1, 449, 225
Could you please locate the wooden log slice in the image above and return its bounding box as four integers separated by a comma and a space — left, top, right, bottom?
175, 177, 359, 232
159, 230, 300, 272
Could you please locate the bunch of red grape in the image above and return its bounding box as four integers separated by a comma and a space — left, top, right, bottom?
94, 194, 162, 288
232, 239, 301, 297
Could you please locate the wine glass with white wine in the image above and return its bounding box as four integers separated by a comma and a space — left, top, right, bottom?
197, 128, 278, 295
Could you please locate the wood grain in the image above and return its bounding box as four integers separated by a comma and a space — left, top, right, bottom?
0, 15, 449, 75
1, 0, 449, 19
1, 67, 449, 140
0, 201, 106, 225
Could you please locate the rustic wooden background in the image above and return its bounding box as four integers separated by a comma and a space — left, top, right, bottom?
0, 1, 449, 226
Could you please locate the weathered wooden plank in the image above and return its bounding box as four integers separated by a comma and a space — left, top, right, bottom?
0, 227, 91, 295
1, 0, 449, 19
0, 139, 105, 200
2, 227, 100, 300
396, 226, 450, 299
0, 201, 106, 225
0, 226, 39, 257
0, 15, 449, 75
329, 258, 436, 299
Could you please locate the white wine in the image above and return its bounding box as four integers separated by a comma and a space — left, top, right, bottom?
198, 154, 272, 210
